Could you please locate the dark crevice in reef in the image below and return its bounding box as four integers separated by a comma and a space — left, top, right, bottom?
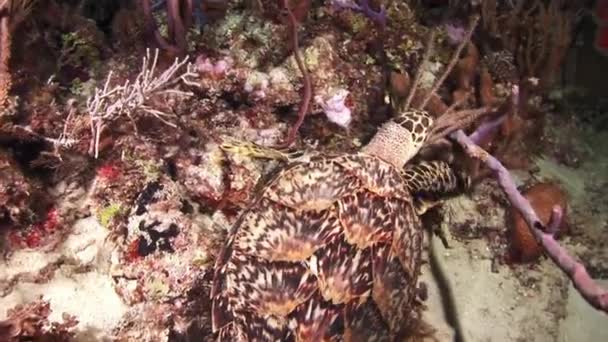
0, 139, 54, 181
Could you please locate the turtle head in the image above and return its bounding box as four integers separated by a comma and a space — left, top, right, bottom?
361, 110, 433, 168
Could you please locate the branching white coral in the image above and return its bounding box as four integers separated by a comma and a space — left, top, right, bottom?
86, 48, 198, 158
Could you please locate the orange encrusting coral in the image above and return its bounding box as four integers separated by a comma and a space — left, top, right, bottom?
509, 182, 569, 263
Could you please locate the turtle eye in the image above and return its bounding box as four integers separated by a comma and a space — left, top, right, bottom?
392, 109, 433, 144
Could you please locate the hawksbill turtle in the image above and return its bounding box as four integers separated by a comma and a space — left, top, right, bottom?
210, 18, 485, 341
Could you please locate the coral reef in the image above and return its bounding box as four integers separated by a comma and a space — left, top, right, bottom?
0, 150, 42, 230
109, 176, 220, 339
0, 297, 78, 342
479, 0, 580, 90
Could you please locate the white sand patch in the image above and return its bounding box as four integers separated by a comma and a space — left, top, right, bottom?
0, 217, 127, 341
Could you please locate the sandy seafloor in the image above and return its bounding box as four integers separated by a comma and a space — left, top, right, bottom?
422, 118, 608, 342
1, 118, 608, 341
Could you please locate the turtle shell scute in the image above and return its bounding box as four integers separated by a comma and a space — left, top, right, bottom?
372, 243, 420, 337
335, 154, 411, 200
338, 191, 402, 249
220, 310, 291, 341
310, 234, 373, 304
263, 158, 361, 212
289, 291, 344, 341
389, 198, 423, 279
233, 198, 341, 262
216, 250, 318, 318
212, 152, 424, 340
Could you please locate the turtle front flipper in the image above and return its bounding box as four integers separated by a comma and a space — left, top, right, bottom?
402, 160, 471, 215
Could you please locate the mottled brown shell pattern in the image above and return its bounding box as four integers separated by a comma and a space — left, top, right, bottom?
402, 160, 467, 196
211, 153, 424, 341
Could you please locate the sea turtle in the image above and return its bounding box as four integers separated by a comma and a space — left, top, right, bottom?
211, 18, 484, 341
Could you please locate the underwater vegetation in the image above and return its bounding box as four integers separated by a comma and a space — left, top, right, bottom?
0, 0, 607, 341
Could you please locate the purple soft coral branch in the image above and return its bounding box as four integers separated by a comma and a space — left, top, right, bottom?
469, 84, 519, 145
450, 129, 608, 313
468, 114, 506, 145
332, 0, 387, 28
356, 0, 387, 28
546, 206, 563, 235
